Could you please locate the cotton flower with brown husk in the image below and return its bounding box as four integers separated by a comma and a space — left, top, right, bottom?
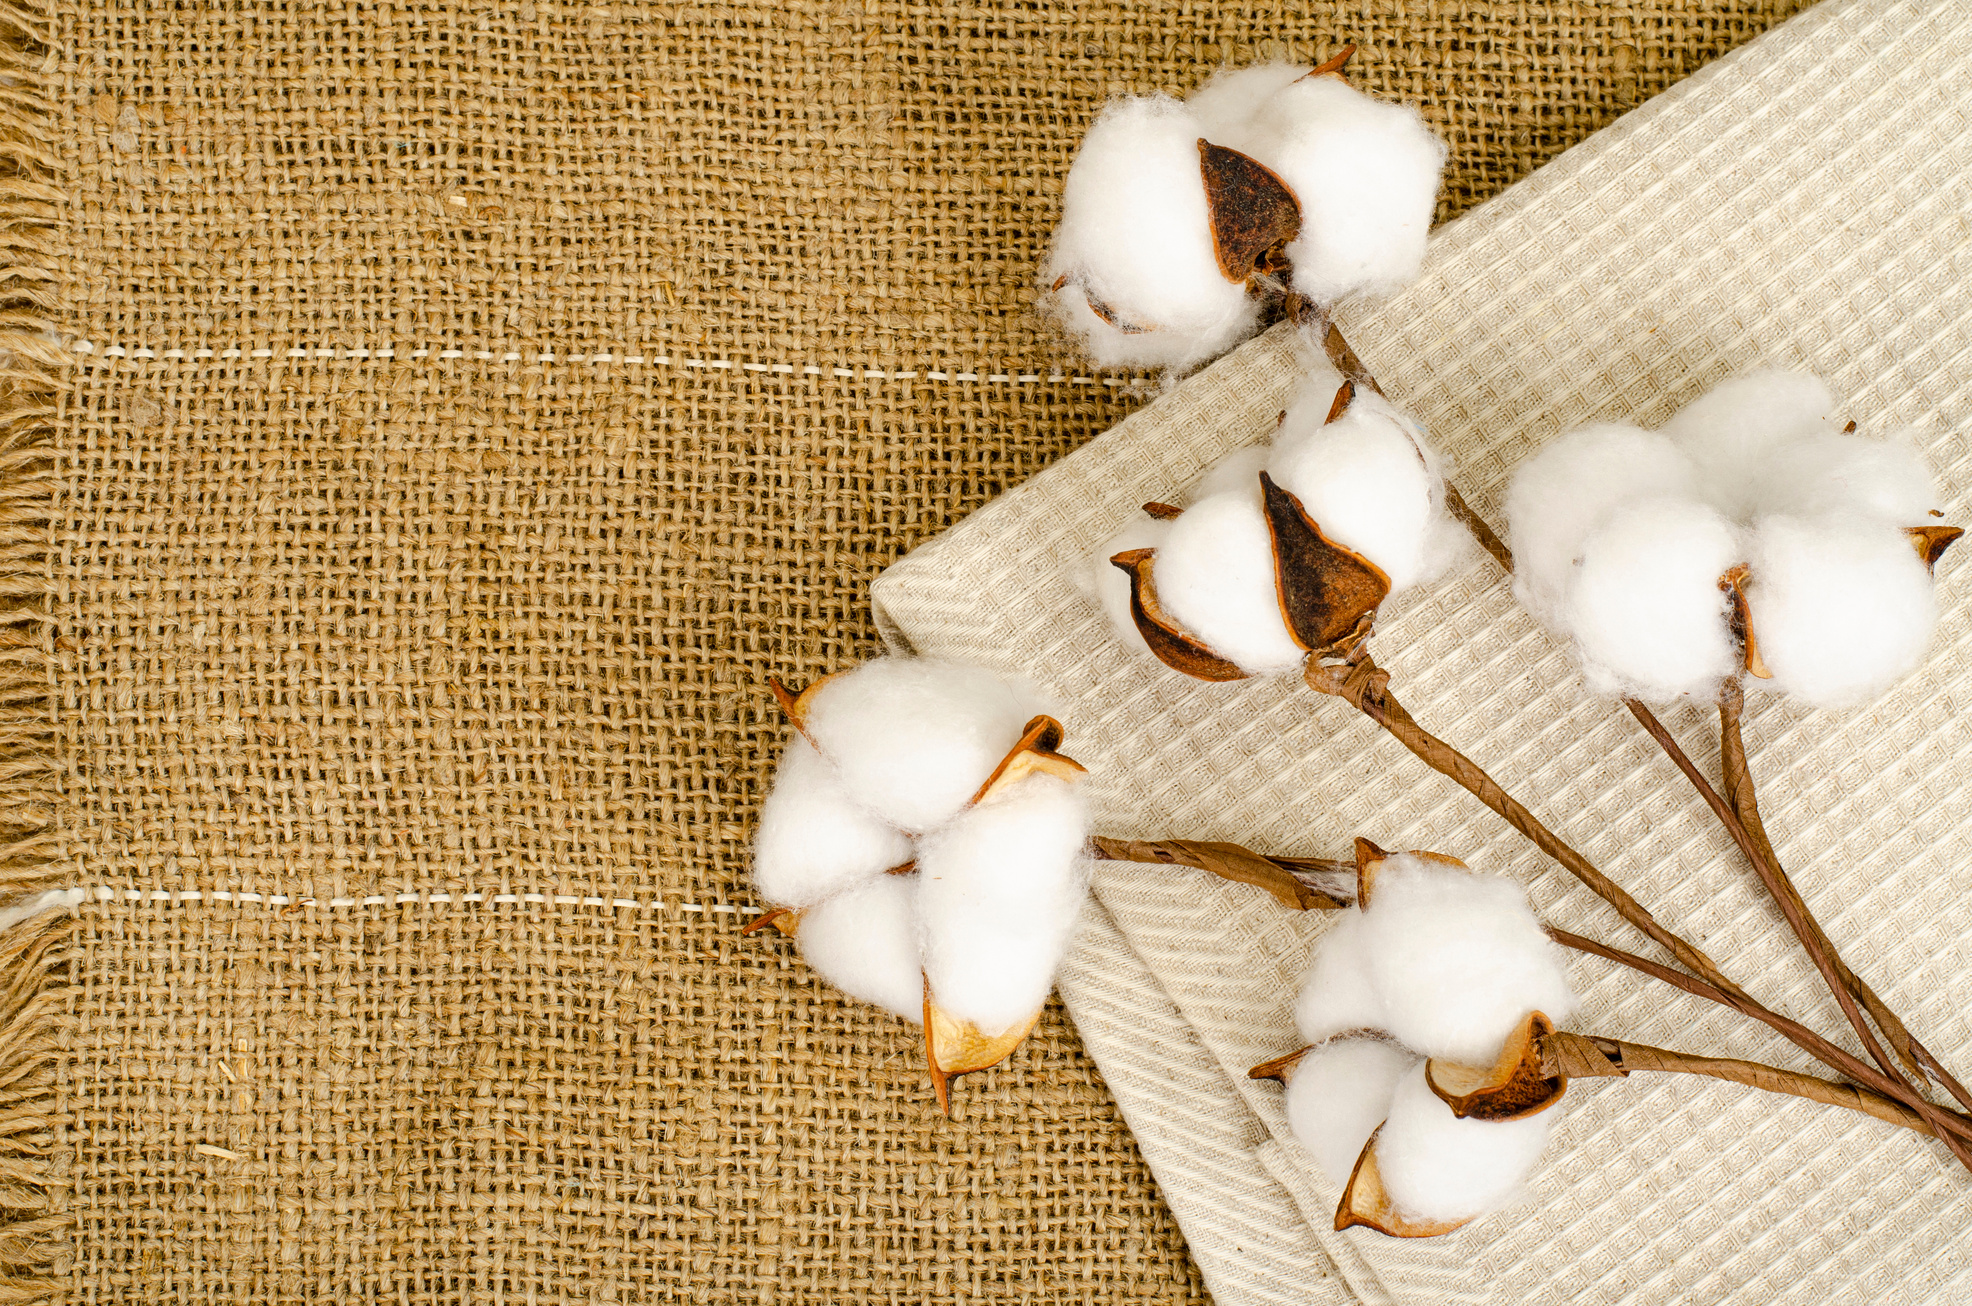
746, 657, 1092, 1112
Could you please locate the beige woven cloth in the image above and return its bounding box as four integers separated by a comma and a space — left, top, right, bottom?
875, 1, 1972, 1302
0, 0, 1810, 1299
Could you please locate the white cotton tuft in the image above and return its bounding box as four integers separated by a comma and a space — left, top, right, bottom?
1270, 387, 1446, 590
1563, 498, 1743, 701
915, 773, 1092, 1036
1663, 369, 1836, 519
1747, 515, 1938, 708
1046, 95, 1261, 371
1186, 63, 1310, 140
1086, 517, 1171, 658
1189, 443, 1272, 504
802, 658, 1047, 833
1505, 423, 1699, 630
1375, 1063, 1552, 1223
1204, 75, 1445, 304
1152, 490, 1306, 674
1285, 1037, 1417, 1187
0, 887, 82, 935
1753, 429, 1940, 523
1357, 854, 1577, 1067
1294, 913, 1389, 1045
796, 874, 926, 1023
752, 737, 918, 908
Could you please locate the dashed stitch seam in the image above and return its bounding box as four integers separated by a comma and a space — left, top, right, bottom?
68, 339, 1148, 386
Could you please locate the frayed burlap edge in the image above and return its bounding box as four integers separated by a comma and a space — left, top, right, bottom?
0, 2, 73, 1301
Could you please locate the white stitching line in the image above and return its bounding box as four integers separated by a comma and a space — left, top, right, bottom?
66, 340, 1148, 387
85, 886, 746, 913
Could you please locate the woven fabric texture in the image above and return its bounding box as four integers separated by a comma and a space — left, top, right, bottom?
25, 0, 1810, 1301
872, 0, 1972, 1301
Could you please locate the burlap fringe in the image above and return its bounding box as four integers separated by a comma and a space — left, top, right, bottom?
0, 1, 70, 1300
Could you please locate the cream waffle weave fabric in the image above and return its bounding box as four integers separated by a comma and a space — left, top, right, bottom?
873, 0, 1972, 1301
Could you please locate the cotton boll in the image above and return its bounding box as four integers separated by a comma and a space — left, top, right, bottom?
1046, 95, 1262, 371
1153, 490, 1307, 674
1754, 429, 1940, 523
1186, 62, 1309, 141
753, 737, 918, 908
916, 773, 1092, 1036
1375, 1063, 1552, 1223
1663, 370, 1836, 519
802, 659, 1047, 833
795, 874, 926, 1022
1563, 498, 1743, 701
1189, 443, 1271, 504
1357, 855, 1577, 1067
1213, 76, 1445, 304
1294, 913, 1389, 1045
1270, 389, 1442, 590
1285, 1037, 1417, 1187
1747, 514, 1938, 708
1504, 423, 1699, 629
1086, 517, 1172, 658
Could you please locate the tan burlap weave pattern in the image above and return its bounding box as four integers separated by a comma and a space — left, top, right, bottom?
0, 0, 1804, 1299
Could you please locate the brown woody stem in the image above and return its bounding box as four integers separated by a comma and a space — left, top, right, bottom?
1543, 1030, 1940, 1139
1304, 655, 1741, 996
1718, 681, 1972, 1114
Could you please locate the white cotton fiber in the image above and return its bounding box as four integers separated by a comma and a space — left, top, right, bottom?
1186, 62, 1310, 141
1087, 516, 1171, 658
796, 874, 926, 1023
1270, 388, 1445, 590
802, 658, 1047, 834
1294, 913, 1389, 1045
1357, 854, 1576, 1067
915, 772, 1092, 1036
0, 887, 82, 935
1747, 514, 1938, 708
1285, 1036, 1417, 1187
1152, 490, 1306, 673
1046, 95, 1261, 371
1204, 74, 1445, 304
1505, 423, 1699, 630
1663, 370, 1836, 519
1189, 443, 1272, 504
1375, 1062, 1552, 1223
1563, 498, 1743, 701
753, 737, 917, 908
1754, 429, 1939, 523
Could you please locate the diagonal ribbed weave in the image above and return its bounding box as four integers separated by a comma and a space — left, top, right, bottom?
875, 0, 1972, 1301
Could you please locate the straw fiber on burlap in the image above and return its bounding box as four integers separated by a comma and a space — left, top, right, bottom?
0, 0, 1804, 1300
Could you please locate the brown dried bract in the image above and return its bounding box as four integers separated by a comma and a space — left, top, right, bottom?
1355, 839, 1466, 908
766, 671, 848, 743
1426, 1011, 1568, 1121
1248, 1044, 1315, 1083
1719, 566, 1772, 680
1302, 43, 1358, 81
1909, 524, 1964, 571
1142, 500, 1185, 520
971, 715, 1088, 805
1110, 547, 1251, 682
1262, 472, 1391, 653
1198, 140, 1303, 284
741, 907, 802, 938
1083, 285, 1155, 334
1324, 380, 1356, 425
1334, 1126, 1472, 1238
923, 979, 1044, 1116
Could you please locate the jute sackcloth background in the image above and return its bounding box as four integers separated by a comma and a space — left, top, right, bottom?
0, 0, 1807, 1299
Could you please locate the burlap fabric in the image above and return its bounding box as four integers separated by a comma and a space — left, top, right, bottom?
0, 0, 1805, 1299
873, 1, 1972, 1300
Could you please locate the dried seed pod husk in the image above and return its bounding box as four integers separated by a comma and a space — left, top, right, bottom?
970, 714, 1088, 804
1302, 43, 1357, 81
1333, 1126, 1472, 1238
1425, 1010, 1567, 1121
1354, 839, 1466, 909
1083, 285, 1155, 335
766, 670, 850, 743
1142, 500, 1185, 520
923, 980, 1044, 1115
1198, 140, 1303, 283
1262, 472, 1392, 653
1249, 1044, 1315, 1084
741, 906, 802, 937
1110, 547, 1251, 682
1324, 379, 1356, 425
1909, 524, 1963, 571
1719, 565, 1773, 679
